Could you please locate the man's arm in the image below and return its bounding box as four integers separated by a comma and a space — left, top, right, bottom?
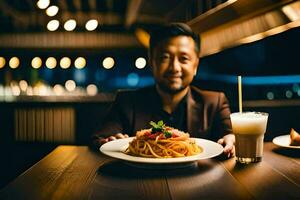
91, 91, 132, 149
216, 92, 235, 157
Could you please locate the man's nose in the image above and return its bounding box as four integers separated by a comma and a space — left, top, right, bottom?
169, 57, 181, 72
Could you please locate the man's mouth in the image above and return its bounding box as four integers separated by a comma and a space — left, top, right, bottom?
165, 74, 182, 79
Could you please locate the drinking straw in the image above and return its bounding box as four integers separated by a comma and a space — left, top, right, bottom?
238, 75, 243, 113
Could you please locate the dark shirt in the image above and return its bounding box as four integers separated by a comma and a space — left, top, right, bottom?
157, 95, 187, 132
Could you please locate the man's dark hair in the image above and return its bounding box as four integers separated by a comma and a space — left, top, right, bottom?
149, 23, 201, 57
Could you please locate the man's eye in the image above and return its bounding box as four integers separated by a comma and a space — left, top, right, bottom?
160, 55, 170, 61
180, 57, 189, 62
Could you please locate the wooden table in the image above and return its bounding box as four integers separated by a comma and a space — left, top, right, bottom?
1, 143, 299, 200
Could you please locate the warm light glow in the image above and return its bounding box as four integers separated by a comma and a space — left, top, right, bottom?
26, 86, 33, 96
102, 57, 115, 69
85, 19, 98, 31
135, 57, 146, 69
86, 84, 98, 96
11, 85, 21, 96
32, 82, 49, 96
282, 5, 300, 21
60, 57, 71, 69
46, 5, 59, 17
65, 80, 76, 92
0, 57, 5, 68
47, 20, 59, 31
31, 57, 42, 69
37, 85, 48, 96
9, 57, 20, 69
64, 19, 76, 31
53, 84, 64, 95
135, 28, 150, 48
19, 80, 28, 92
46, 57, 57, 69
10, 81, 20, 96
37, 0, 50, 9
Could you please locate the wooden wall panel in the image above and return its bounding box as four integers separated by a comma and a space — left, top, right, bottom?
14, 108, 75, 143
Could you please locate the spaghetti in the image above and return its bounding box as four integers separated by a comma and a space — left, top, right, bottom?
126, 121, 203, 158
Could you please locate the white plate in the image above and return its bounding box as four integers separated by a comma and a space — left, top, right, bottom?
100, 137, 224, 164
272, 135, 300, 149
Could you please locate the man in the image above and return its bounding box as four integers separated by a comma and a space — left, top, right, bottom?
93, 23, 235, 157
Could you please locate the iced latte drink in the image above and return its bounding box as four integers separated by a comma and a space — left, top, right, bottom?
230, 112, 268, 164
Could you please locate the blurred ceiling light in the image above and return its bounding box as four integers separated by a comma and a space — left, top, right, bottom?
9, 57, 20, 69
60, 57, 71, 69
74, 57, 86, 69
31, 57, 42, 69
85, 19, 98, 31
0, 57, 5, 68
46, 5, 59, 17
19, 80, 28, 92
65, 80, 76, 92
102, 57, 115, 69
37, 0, 50, 9
53, 84, 64, 95
64, 19, 76, 31
46, 57, 57, 69
135, 57, 146, 69
47, 20, 59, 31
281, 5, 300, 21
86, 84, 98, 96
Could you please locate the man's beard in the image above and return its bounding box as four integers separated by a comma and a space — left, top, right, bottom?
157, 81, 187, 95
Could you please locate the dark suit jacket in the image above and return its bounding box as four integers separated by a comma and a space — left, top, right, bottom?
95, 85, 232, 141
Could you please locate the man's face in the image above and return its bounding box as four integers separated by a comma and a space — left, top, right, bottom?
150, 36, 199, 94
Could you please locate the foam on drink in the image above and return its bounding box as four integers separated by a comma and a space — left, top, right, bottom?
230, 112, 268, 135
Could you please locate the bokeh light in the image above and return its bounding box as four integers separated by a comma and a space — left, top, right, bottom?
9, 57, 20, 69
85, 19, 98, 31
37, 0, 50, 9
135, 57, 147, 69
46, 5, 59, 17
102, 57, 115, 69
47, 20, 59, 31
74, 57, 86, 69
64, 19, 76, 31
60, 57, 71, 69
0, 57, 6, 68
86, 84, 98, 96
46, 57, 57, 69
65, 80, 76, 92
31, 57, 42, 69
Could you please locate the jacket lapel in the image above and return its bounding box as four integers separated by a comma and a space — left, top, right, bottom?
187, 88, 205, 137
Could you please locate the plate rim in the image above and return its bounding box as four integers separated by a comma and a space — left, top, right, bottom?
272, 134, 300, 149
100, 137, 224, 164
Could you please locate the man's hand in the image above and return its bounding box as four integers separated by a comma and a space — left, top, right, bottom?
217, 134, 235, 158
99, 133, 129, 146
